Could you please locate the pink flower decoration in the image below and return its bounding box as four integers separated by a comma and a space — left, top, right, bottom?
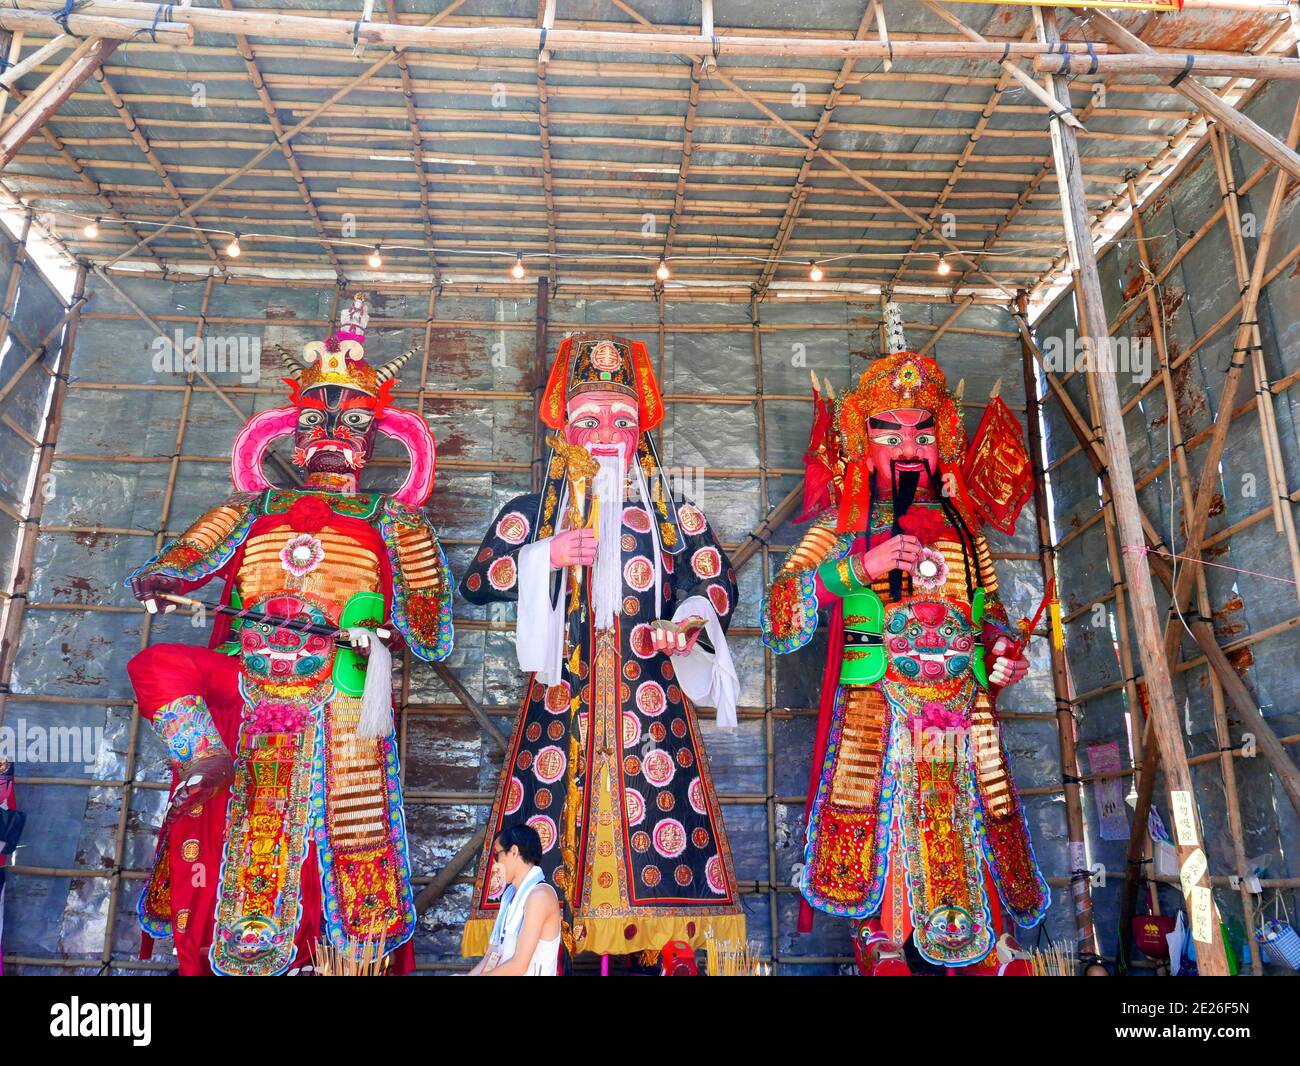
920, 701, 965, 732
280, 533, 324, 577
912, 546, 948, 591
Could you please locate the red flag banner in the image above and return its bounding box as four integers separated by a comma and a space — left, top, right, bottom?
962, 395, 1035, 535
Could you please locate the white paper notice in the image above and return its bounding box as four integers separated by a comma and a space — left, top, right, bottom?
1189, 885, 1214, 945
1179, 847, 1207, 897
1170, 790, 1199, 847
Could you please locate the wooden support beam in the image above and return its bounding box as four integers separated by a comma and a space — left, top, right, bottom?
921, 1, 1084, 129
730, 484, 802, 572
1160, 94, 1300, 658
1082, 9, 1300, 183
536, 0, 558, 288
708, 66, 1018, 300
92, 69, 226, 272
11, 1, 1112, 60
1016, 289, 1098, 963
753, 2, 877, 299
221, 0, 346, 279
431, 662, 508, 754
106, 0, 469, 267
0, 9, 190, 44
0, 37, 117, 169
384, 0, 443, 281
1033, 49, 1300, 81
1035, 5, 1229, 975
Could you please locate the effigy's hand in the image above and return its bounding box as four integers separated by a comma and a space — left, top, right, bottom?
131, 573, 182, 614
650, 618, 705, 657
167, 751, 234, 821
858, 535, 923, 582
347, 628, 373, 658
549, 528, 597, 568
988, 636, 1028, 688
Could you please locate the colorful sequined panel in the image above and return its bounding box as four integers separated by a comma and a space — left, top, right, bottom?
126, 494, 261, 587
885, 678, 994, 967
311, 693, 415, 953
379, 498, 454, 662
209, 676, 321, 977
152, 694, 226, 765
802, 686, 895, 916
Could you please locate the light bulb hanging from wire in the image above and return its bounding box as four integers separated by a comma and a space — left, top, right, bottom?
808, 261, 824, 282
368, 245, 383, 269
936, 254, 950, 276
226, 232, 242, 258
83, 217, 100, 239
656, 258, 670, 282
510, 253, 526, 280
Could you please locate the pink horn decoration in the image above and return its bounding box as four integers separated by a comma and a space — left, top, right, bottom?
377, 406, 437, 507
231, 406, 298, 493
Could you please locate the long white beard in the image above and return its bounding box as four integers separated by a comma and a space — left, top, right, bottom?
591, 445, 624, 631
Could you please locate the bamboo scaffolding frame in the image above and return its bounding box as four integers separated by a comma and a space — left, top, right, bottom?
1036, 4, 1229, 974
3, 0, 1299, 976
1016, 291, 1098, 960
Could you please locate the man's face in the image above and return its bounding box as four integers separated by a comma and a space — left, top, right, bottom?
867, 408, 939, 489
491, 838, 521, 888
292, 384, 380, 474
563, 390, 639, 470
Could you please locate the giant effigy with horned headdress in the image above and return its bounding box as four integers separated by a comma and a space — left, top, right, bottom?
459, 333, 746, 962
762, 305, 1049, 975
124, 294, 454, 975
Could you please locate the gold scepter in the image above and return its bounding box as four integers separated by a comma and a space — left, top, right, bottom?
546, 434, 600, 613
545, 434, 600, 946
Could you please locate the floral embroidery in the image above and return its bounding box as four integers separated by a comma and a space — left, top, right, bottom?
152, 694, 227, 765
280, 533, 324, 577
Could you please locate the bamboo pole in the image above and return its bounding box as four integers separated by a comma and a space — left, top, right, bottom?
0, 38, 118, 169
1032, 49, 1300, 81
1015, 292, 1098, 963
752, 2, 876, 299
1035, 4, 1229, 975
1208, 125, 1300, 605
9, 2, 1116, 60
1083, 9, 1300, 184
1159, 96, 1300, 661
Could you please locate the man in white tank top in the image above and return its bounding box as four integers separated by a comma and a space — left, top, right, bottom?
468, 824, 562, 976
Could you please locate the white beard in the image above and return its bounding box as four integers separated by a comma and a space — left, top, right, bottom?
591, 444, 625, 631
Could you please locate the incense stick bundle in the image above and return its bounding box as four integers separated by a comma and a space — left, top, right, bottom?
311, 933, 392, 976
1029, 942, 1076, 976
704, 929, 767, 976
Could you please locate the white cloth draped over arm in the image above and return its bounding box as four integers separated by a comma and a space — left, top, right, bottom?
670, 595, 739, 729
516, 537, 567, 686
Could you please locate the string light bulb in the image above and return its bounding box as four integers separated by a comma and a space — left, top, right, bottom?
656, 258, 670, 282
226, 232, 242, 258
808, 261, 824, 282
936, 254, 950, 276
368, 245, 383, 269
83, 218, 100, 239
510, 253, 526, 280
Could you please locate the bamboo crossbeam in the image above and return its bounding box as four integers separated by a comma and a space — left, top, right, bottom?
10, 2, 1113, 61
1084, 9, 1300, 183
1032, 49, 1300, 81
0, 37, 118, 169
0, 10, 191, 45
